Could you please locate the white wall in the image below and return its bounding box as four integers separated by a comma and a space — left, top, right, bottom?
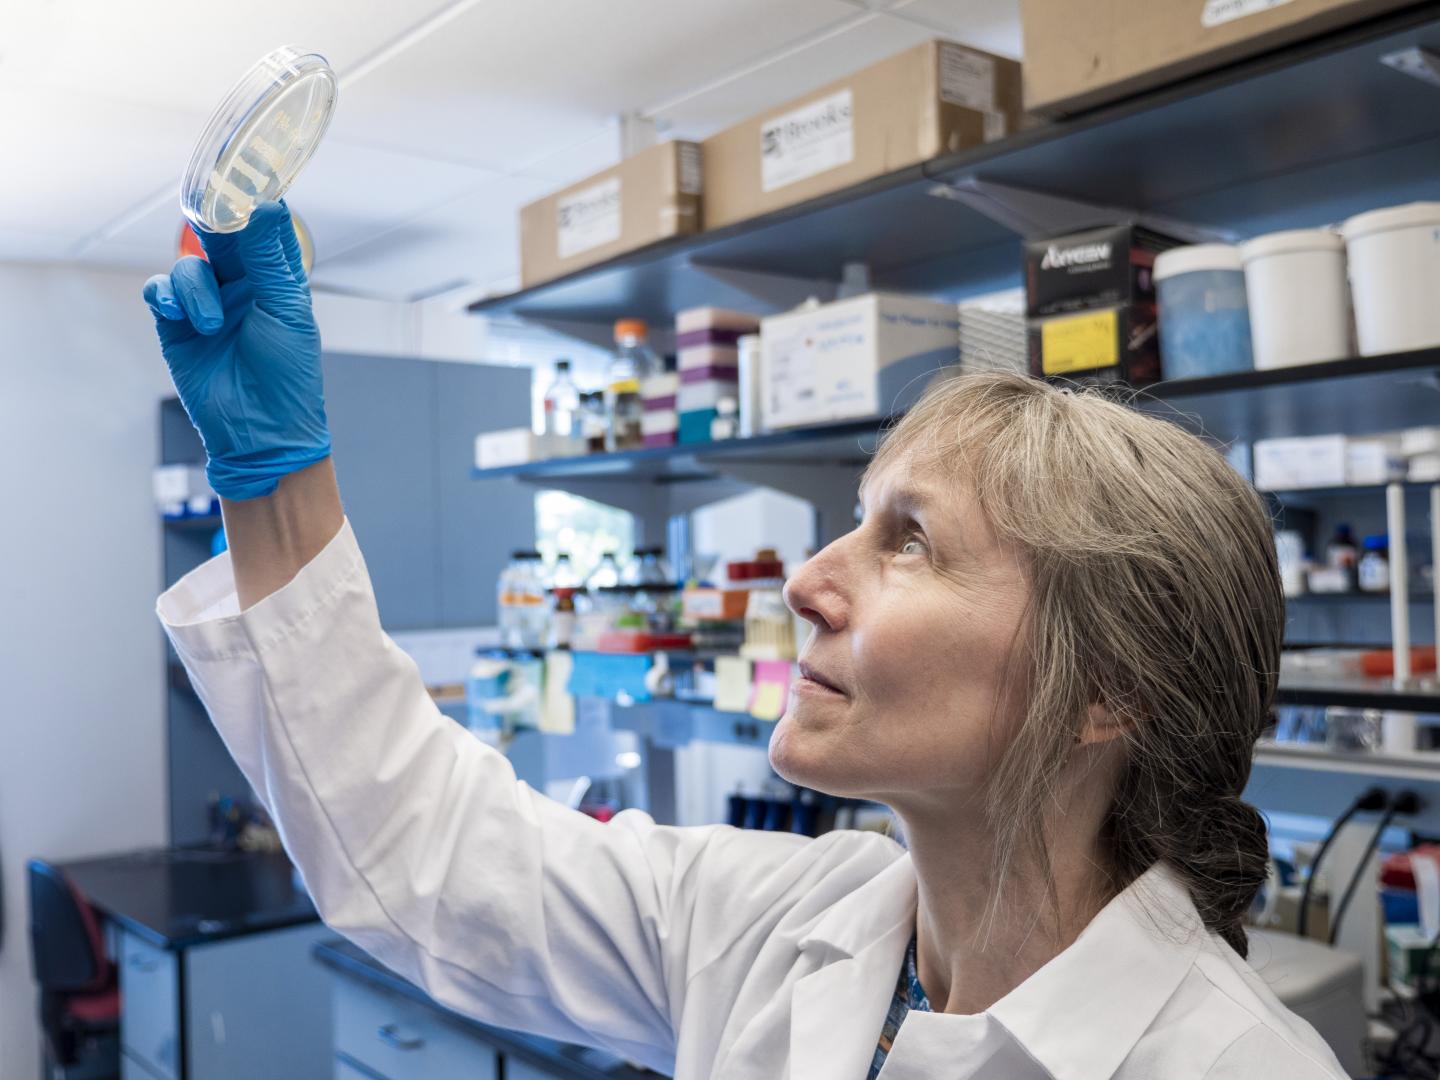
0, 263, 175, 1073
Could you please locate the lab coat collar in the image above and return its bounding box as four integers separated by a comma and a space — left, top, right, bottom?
987, 862, 1207, 1080
790, 852, 918, 1080
790, 857, 1203, 1080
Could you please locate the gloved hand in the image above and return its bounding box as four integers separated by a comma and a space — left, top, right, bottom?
142, 200, 331, 500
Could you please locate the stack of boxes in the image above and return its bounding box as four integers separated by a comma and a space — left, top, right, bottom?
641, 369, 680, 448
1024, 223, 1181, 387
676, 307, 761, 444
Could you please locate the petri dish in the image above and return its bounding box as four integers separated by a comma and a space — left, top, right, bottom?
180, 46, 338, 235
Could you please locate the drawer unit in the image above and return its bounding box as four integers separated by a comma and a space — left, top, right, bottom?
119, 932, 180, 1080
334, 978, 499, 1080
507, 1060, 571, 1080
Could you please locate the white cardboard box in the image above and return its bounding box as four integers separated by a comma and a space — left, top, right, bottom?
1253, 435, 1348, 491
760, 293, 960, 429
152, 465, 214, 516
475, 428, 541, 469
1345, 436, 1405, 486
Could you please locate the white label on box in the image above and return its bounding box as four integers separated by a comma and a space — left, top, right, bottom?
557, 176, 622, 259
760, 89, 854, 194
677, 143, 703, 196
1201, 0, 1295, 28
983, 110, 1007, 142
939, 46, 995, 111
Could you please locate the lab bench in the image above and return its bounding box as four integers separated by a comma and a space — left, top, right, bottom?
314, 937, 661, 1080
57, 845, 331, 1080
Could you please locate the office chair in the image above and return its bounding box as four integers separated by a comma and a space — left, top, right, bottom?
27, 860, 120, 1080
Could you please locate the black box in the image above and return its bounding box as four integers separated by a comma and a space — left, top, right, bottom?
1024, 222, 1180, 385
1024, 223, 1178, 319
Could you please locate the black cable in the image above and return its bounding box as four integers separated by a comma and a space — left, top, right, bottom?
1299, 786, 1387, 938
1329, 791, 1422, 946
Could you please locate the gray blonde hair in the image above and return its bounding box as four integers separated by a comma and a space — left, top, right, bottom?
870, 372, 1279, 957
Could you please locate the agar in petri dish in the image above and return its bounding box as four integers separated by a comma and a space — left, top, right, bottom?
181, 45, 338, 235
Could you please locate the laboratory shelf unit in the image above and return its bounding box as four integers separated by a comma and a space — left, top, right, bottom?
1250, 742, 1440, 833
1274, 674, 1440, 712
471, 4, 1440, 339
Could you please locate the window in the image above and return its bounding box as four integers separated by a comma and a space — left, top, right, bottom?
534, 491, 634, 581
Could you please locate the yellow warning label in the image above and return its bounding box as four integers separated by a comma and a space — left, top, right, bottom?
1040, 310, 1119, 375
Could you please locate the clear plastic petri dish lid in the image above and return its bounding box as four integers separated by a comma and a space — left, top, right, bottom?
180, 45, 338, 234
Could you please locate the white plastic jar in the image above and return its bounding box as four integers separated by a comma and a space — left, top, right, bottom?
1153, 243, 1253, 379
1340, 201, 1440, 356
1239, 229, 1351, 369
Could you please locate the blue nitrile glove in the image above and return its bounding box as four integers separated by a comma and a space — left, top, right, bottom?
142, 200, 330, 500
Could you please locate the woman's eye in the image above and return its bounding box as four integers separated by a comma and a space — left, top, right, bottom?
899, 536, 927, 557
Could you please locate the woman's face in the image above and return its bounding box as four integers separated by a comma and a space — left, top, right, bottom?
771, 460, 1031, 808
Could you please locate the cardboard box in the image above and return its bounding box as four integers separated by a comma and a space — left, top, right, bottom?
1253, 435, 1348, 491
703, 40, 1022, 230
1025, 223, 1177, 318
1021, 0, 1416, 116
475, 428, 541, 469
1025, 223, 1181, 385
760, 293, 960, 430
519, 140, 702, 287
1027, 305, 1163, 386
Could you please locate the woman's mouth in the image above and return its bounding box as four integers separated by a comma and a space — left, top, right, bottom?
796, 661, 846, 697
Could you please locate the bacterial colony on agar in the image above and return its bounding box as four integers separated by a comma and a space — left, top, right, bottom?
181, 47, 338, 235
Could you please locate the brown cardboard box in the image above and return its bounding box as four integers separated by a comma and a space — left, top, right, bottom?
1021, 0, 1417, 116
702, 40, 1022, 231
519, 141, 702, 288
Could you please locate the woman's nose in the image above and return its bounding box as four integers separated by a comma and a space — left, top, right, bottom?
783, 547, 847, 632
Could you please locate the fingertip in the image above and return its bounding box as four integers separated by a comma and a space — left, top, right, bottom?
143, 274, 184, 320
171, 257, 225, 333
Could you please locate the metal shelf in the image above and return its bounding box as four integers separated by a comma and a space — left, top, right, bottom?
471, 5, 1440, 333
1135, 349, 1440, 442
1275, 673, 1440, 712
161, 513, 223, 532
1287, 592, 1435, 604
472, 418, 880, 483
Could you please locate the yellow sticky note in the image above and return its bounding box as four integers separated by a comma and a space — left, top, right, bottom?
541, 651, 576, 735
749, 681, 786, 722
749, 659, 792, 722
1040, 309, 1118, 375
714, 656, 753, 714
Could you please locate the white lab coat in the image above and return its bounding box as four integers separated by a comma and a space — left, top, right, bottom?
158, 519, 1349, 1080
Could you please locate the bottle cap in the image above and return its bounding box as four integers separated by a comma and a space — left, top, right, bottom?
615, 319, 649, 341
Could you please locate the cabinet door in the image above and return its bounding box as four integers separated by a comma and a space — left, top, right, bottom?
185, 922, 334, 1080
119, 932, 179, 1080
506, 1059, 570, 1080
434, 360, 535, 628
324, 353, 442, 631
333, 977, 499, 1080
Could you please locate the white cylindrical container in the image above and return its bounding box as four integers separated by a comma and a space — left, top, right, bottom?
1382, 712, 1418, 754
1153, 244, 1253, 379
1239, 229, 1350, 369
1340, 201, 1440, 356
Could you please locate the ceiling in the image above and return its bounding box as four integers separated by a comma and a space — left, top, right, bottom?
3, 0, 1021, 306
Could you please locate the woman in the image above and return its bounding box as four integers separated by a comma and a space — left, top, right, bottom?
145, 204, 1347, 1078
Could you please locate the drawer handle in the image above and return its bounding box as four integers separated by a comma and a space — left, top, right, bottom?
376, 1024, 425, 1051
128, 955, 159, 973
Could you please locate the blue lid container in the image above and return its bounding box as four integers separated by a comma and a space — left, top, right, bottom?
1155, 244, 1254, 380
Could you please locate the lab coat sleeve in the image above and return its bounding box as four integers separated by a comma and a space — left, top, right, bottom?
1202, 1024, 1347, 1079
156, 518, 812, 1071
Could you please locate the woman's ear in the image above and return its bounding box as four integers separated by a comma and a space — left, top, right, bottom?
1078, 700, 1129, 746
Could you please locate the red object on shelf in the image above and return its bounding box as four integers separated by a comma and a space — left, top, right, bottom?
1382, 845, 1440, 889
1360, 645, 1437, 678
596, 631, 693, 654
